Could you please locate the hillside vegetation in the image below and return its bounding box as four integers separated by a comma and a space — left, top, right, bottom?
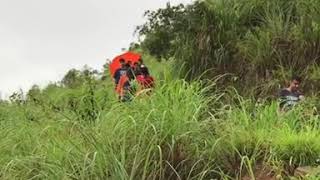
0, 54, 319, 179
137, 0, 320, 97
1, 0, 320, 179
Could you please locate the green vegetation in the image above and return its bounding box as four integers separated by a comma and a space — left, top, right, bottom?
137, 0, 320, 97
0, 56, 319, 179
1, 0, 320, 179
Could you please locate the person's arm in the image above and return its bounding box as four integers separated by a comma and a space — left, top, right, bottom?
114, 70, 120, 84
298, 92, 305, 101
113, 70, 117, 80
145, 67, 150, 76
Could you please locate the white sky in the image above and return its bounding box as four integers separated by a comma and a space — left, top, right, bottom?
0, 0, 192, 98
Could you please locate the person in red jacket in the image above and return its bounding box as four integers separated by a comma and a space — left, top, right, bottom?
136, 67, 155, 90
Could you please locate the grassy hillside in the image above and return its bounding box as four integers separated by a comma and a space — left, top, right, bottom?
1, 0, 320, 179
137, 0, 320, 97
0, 54, 319, 179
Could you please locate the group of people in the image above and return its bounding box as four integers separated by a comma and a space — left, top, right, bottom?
113, 58, 154, 102
113, 58, 304, 106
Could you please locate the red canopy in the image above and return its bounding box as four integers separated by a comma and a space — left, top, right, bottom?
109, 52, 141, 77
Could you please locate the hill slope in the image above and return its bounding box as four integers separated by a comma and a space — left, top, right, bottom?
0, 53, 320, 179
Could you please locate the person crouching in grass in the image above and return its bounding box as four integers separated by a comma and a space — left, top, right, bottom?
279, 75, 305, 112
135, 66, 155, 96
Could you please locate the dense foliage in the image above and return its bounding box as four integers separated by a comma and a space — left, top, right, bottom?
0, 57, 319, 179
137, 0, 320, 97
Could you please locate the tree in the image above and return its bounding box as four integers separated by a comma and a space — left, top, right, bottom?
61, 69, 83, 88
136, 3, 187, 60
9, 89, 25, 105
137, 0, 320, 96
26, 85, 41, 102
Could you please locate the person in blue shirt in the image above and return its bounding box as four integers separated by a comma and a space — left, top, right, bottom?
279, 75, 305, 111
113, 59, 127, 87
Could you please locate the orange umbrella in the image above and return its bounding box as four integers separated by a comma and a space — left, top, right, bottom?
109, 51, 141, 77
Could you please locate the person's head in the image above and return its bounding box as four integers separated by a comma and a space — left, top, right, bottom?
133, 62, 139, 67
288, 75, 302, 92
128, 61, 132, 66
119, 58, 126, 67
124, 63, 131, 69
138, 58, 143, 65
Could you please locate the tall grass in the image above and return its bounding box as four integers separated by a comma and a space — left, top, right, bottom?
138, 0, 320, 97
0, 56, 319, 179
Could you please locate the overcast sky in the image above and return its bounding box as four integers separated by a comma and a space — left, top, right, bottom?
0, 0, 192, 98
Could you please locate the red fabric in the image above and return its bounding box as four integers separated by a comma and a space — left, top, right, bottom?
136, 75, 155, 89
109, 52, 141, 77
